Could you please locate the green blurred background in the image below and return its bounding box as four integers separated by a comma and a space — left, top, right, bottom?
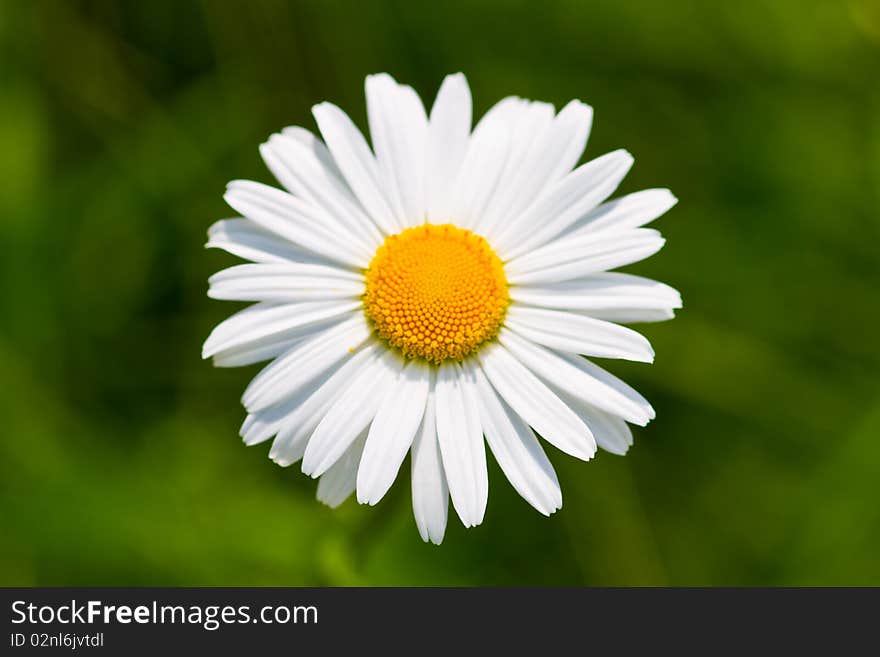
2, 0, 879, 586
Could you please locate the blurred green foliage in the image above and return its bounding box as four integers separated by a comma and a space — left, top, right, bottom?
1, 0, 879, 585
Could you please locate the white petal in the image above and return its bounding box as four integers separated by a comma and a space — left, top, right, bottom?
260, 131, 383, 249
365, 74, 428, 228
475, 100, 555, 237
259, 140, 373, 256
208, 263, 365, 303
450, 97, 521, 231
477, 341, 596, 461
316, 431, 367, 508
505, 228, 666, 286
555, 391, 634, 455
241, 313, 371, 412
224, 180, 371, 267
510, 272, 682, 313
242, 351, 358, 450
505, 305, 655, 362
207, 218, 333, 265
472, 365, 561, 515
497, 328, 654, 425
240, 393, 304, 447
426, 73, 472, 222
213, 333, 305, 369
565, 188, 678, 236
481, 100, 592, 239
538, 99, 593, 182
357, 360, 431, 505
312, 101, 397, 235
202, 301, 360, 361
301, 349, 402, 477
434, 361, 488, 528
584, 308, 678, 324
411, 391, 449, 544
268, 340, 381, 466
494, 150, 634, 260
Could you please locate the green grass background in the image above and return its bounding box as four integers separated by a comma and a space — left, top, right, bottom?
2, 0, 879, 585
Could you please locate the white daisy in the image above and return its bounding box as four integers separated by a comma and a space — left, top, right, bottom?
203, 73, 680, 544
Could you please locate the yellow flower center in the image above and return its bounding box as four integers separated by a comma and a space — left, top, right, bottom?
363, 223, 509, 364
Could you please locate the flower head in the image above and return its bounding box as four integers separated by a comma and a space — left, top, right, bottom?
204, 73, 680, 544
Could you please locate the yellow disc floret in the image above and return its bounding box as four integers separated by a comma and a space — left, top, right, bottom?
364, 224, 509, 364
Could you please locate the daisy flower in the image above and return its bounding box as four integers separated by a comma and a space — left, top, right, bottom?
203, 73, 680, 544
